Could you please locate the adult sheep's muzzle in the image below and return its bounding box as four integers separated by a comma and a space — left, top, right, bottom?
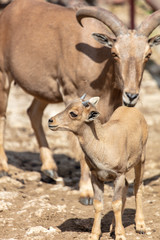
123, 92, 139, 107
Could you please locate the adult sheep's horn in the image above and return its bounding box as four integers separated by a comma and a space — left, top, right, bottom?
137, 9, 160, 36
76, 7, 128, 36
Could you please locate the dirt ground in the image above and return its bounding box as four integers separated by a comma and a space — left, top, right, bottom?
0, 1, 160, 240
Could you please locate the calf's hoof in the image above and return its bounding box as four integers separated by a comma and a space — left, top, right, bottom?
0, 170, 9, 178
88, 233, 100, 240
79, 196, 93, 205
136, 221, 146, 234
115, 235, 126, 240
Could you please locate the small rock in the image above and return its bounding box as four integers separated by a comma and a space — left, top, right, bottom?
0, 176, 23, 188
15, 171, 41, 182
34, 208, 44, 218
0, 191, 18, 200
56, 176, 64, 186
39, 194, 50, 200
26, 226, 60, 235
35, 187, 44, 194
26, 226, 48, 235
0, 200, 12, 211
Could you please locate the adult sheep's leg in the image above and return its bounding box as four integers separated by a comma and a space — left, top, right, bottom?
0, 71, 11, 177
134, 153, 146, 234
27, 98, 60, 181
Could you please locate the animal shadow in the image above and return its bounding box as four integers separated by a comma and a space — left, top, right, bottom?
58, 208, 135, 234
7, 151, 80, 186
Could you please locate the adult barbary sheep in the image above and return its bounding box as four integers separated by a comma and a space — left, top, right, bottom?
48, 96, 148, 240
0, 0, 159, 205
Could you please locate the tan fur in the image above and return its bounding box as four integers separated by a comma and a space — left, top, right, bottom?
0, 0, 157, 203
49, 98, 148, 240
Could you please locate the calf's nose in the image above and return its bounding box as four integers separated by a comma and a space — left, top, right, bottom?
48, 118, 53, 123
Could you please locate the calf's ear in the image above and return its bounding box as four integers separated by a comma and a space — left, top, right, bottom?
88, 96, 100, 106
85, 110, 100, 122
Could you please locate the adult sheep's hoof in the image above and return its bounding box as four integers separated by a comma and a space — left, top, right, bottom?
43, 169, 58, 179
0, 170, 9, 178
79, 197, 93, 205
42, 169, 64, 185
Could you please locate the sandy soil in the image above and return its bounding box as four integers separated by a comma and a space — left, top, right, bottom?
0, 1, 160, 240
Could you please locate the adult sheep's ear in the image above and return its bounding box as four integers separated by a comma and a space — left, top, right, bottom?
148, 35, 160, 47
85, 110, 100, 122
88, 97, 100, 106
92, 33, 116, 48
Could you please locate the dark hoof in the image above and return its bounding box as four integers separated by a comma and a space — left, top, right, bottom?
79, 197, 93, 206
0, 171, 9, 178
110, 231, 115, 238
43, 169, 58, 179
41, 169, 59, 183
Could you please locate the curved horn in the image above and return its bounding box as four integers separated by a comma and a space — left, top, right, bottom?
76, 7, 128, 36
137, 9, 160, 36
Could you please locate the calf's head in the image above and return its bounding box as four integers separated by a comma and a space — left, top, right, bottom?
76, 8, 160, 106
48, 95, 100, 133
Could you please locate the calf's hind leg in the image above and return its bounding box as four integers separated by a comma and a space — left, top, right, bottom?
110, 178, 128, 237
27, 98, 60, 181
112, 174, 127, 240
0, 71, 11, 177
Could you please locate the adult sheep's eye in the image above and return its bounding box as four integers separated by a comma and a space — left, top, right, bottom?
145, 53, 152, 59
112, 52, 119, 59
69, 111, 78, 118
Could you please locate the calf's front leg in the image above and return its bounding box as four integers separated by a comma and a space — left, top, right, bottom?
89, 173, 104, 240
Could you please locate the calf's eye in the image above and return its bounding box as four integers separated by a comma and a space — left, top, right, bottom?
69, 111, 78, 118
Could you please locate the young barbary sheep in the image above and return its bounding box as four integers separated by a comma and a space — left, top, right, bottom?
48, 95, 148, 240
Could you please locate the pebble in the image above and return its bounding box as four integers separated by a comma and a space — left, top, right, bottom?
0, 176, 23, 188
52, 204, 67, 213
0, 200, 12, 211
26, 226, 59, 235
56, 176, 64, 186
0, 191, 18, 200
35, 187, 44, 194
34, 209, 44, 218
15, 171, 41, 182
